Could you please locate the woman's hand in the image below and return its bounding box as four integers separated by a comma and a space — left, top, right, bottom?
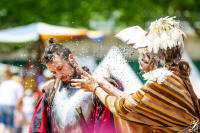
71, 70, 99, 92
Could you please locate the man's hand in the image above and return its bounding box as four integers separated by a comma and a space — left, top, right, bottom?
71, 70, 99, 92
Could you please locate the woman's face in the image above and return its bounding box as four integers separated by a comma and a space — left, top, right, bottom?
138, 51, 151, 72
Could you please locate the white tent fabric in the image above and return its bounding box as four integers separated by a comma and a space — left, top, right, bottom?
0, 22, 104, 43
183, 52, 200, 98
94, 46, 142, 94
0, 23, 39, 43
0, 32, 38, 43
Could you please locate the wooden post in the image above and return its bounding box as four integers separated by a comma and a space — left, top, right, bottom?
36, 39, 44, 76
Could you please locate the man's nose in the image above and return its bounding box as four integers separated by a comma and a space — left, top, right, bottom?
56, 72, 63, 79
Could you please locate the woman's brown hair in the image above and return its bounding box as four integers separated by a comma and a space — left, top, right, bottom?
145, 45, 190, 78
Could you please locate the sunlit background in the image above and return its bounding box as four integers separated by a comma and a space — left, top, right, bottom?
0, 0, 200, 132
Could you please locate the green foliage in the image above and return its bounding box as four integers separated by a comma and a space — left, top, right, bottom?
0, 0, 199, 34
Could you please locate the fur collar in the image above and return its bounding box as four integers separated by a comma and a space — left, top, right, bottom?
142, 67, 173, 84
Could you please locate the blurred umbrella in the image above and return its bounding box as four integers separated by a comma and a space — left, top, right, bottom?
0, 22, 104, 43
86, 30, 104, 42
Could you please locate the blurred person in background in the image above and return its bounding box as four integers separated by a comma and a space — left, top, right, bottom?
31, 76, 44, 105
22, 89, 34, 124
14, 97, 25, 133
0, 65, 24, 133
22, 58, 38, 93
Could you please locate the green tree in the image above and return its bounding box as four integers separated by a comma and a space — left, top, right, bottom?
0, 0, 199, 35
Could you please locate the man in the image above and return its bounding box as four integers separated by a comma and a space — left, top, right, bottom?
29, 38, 115, 133
71, 17, 200, 132
0, 65, 24, 133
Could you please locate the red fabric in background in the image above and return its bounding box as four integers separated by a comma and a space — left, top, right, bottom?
92, 105, 115, 133
100, 106, 115, 133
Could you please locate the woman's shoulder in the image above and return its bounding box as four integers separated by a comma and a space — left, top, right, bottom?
142, 67, 173, 84
142, 68, 188, 93
143, 69, 188, 96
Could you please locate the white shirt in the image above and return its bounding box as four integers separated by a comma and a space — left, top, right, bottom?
22, 96, 34, 115
0, 80, 23, 106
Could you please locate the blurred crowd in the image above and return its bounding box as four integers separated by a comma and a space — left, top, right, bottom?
0, 64, 51, 133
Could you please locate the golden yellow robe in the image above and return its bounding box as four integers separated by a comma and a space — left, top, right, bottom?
104, 74, 199, 132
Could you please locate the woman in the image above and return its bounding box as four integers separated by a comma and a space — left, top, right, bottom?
71, 17, 200, 132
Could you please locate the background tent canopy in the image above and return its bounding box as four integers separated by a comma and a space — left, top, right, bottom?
0, 22, 104, 43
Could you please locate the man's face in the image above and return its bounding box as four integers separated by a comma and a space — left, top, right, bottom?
46, 54, 75, 82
